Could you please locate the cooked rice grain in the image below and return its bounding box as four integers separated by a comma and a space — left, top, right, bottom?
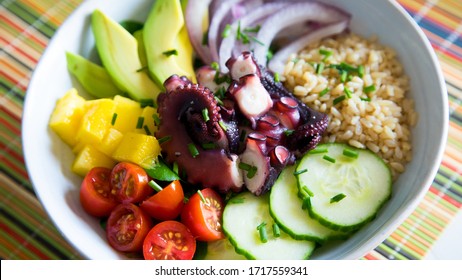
282, 33, 416, 179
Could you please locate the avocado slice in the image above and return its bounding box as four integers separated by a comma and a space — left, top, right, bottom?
65, 51, 124, 99
143, 0, 196, 88
91, 9, 161, 102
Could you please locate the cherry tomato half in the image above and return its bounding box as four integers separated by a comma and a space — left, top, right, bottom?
181, 188, 225, 242
110, 162, 153, 204
106, 203, 153, 252
143, 220, 196, 260
80, 167, 117, 217
140, 180, 185, 221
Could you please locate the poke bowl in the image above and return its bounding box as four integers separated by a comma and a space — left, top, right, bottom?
22, 0, 448, 260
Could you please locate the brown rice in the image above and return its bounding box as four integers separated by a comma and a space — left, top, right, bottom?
281, 33, 417, 179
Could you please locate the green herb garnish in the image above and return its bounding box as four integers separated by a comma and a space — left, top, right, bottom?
330, 193, 346, 203
187, 143, 199, 158
162, 49, 178, 57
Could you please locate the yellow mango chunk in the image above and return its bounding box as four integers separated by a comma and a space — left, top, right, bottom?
112, 95, 143, 133
134, 106, 158, 135
72, 144, 116, 177
99, 128, 124, 156
112, 132, 161, 169
76, 98, 115, 146
49, 88, 86, 146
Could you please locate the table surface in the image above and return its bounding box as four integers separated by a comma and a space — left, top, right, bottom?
1, 0, 461, 260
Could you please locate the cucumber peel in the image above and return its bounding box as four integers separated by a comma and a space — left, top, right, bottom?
296, 143, 392, 232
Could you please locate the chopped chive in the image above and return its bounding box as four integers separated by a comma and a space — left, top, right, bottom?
218, 120, 227, 131
302, 196, 311, 210
250, 36, 264, 46
214, 96, 224, 106
343, 148, 359, 159
274, 72, 280, 83
201, 142, 216, 150
187, 143, 199, 158
210, 62, 220, 71
197, 190, 207, 204
316, 62, 325, 74
340, 70, 347, 82
111, 113, 118, 125
215, 86, 226, 99
360, 97, 371, 102
183, 197, 189, 204
319, 87, 329, 97
323, 155, 336, 163
239, 162, 258, 179
330, 193, 346, 203
202, 108, 210, 122
333, 95, 346, 105
221, 24, 231, 38
143, 125, 151, 135
284, 129, 295, 136
272, 223, 281, 237
243, 25, 261, 33
140, 99, 154, 108
148, 180, 163, 192
340, 62, 357, 72
162, 49, 178, 57
308, 146, 328, 154
364, 84, 376, 94
293, 169, 308, 176
158, 135, 172, 144
301, 185, 314, 197
358, 65, 365, 78
136, 117, 144, 129
229, 197, 245, 204
247, 166, 258, 179
266, 49, 274, 61
153, 114, 160, 126
257, 222, 268, 243
319, 49, 333, 56
344, 87, 353, 98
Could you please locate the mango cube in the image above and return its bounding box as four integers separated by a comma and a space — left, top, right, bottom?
112, 132, 161, 168
76, 98, 115, 146
49, 88, 86, 146
98, 128, 124, 156
72, 144, 116, 177
134, 106, 158, 135
112, 95, 143, 133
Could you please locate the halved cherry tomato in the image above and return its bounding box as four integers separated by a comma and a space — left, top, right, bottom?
80, 167, 117, 217
181, 188, 225, 241
140, 180, 185, 221
106, 203, 153, 252
143, 220, 196, 260
110, 162, 153, 204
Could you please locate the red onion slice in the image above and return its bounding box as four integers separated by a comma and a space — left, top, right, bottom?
208, 0, 245, 63
218, 2, 290, 71
252, 2, 350, 66
186, 0, 213, 64
268, 20, 349, 73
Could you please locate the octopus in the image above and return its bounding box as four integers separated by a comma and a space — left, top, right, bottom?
155, 52, 328, 195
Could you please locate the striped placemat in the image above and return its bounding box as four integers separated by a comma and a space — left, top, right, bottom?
0, 0, 461, 260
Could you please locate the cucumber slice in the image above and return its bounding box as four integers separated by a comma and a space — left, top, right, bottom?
223, 192, 315, 260
203, 239, 246, 260
296, 143, 391, 232
270, 165, 350, 243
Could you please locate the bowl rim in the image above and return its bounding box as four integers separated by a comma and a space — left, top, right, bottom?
21, 0, 449, 260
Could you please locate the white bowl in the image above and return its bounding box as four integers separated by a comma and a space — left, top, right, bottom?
22, 0, 448, 259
